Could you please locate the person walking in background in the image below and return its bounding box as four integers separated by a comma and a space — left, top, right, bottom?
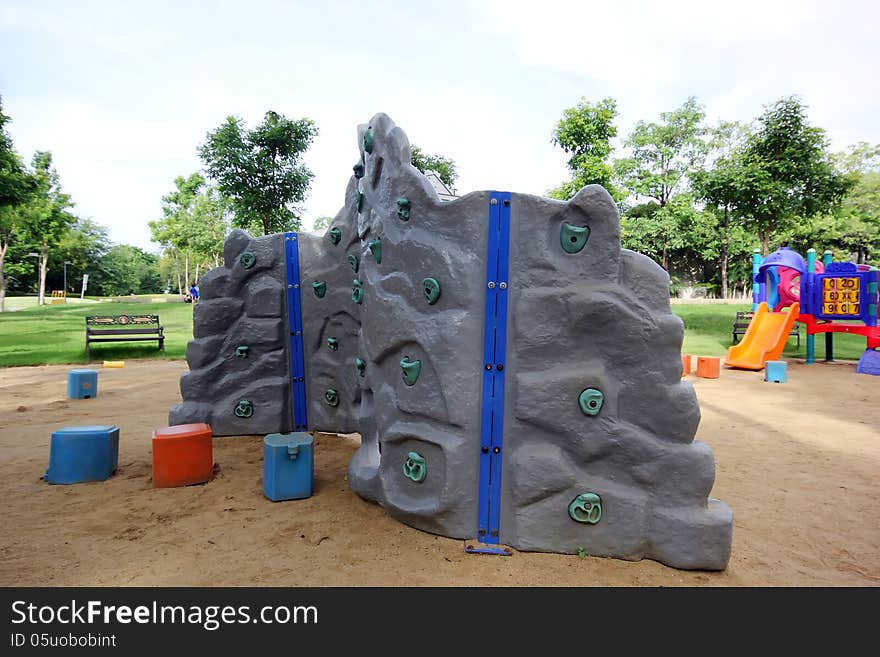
189, 282, 200, 304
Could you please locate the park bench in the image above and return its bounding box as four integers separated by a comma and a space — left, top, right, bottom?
732, 310, 800, 348
85, 314, 165, 359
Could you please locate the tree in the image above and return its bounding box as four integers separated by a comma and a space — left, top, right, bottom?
737, 97, 852, 255
150, 173, 230, 293
410, 145, 458, 189
18, 152, 76, 305
616, 97, 709, 208
691, 122, 751, 298
0, 97, 35, 312
549, 97, 620, 200
312, 215, 333, 232
92, 245, 162, 296
199, 111, 318, 235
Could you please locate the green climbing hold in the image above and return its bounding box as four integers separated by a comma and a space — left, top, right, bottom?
356, 191, 364, 213
328, 227, 342, 245
368, 238, 382, 264
422, 278, 441, 305
352, 279, 364, 304
403, 451, 426, 483
578, 388, 604, 416
327, 337, 338, 351
569, 493, 602, 524
312, 281, 327, 298
561, 223, 590, 254
239, 252, 256, 269
353, 162, 364, 179
234, 399, 254, 418
356, 357, 366, 377
396, 197, 410, 221
363, 126, 374, 154
348, 254, 359, 273
324, 388, 339, 407
234, 345, 249, 358
400, 356, 422, 386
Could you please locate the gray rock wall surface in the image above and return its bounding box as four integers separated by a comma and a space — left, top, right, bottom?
173, 112, 733, 570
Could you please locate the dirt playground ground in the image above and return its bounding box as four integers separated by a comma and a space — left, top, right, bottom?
0, 359, 877, 586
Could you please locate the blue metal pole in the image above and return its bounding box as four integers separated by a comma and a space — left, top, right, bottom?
822, 250, 833, 361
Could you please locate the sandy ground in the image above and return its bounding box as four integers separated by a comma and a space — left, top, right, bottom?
0, 359, 877, 587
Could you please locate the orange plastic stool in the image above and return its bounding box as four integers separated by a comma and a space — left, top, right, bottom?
696, 356, 721, 379
681, 354, 691, 377
152, 423, 213, 488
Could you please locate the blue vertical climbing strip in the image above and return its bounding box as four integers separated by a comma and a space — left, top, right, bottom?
477, 192, 512, 544
285, 232, 308, 431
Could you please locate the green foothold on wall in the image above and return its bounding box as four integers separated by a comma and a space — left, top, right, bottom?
561, 223, 590, 254
353, 162, 364, 179
239, 252, 256, 269
403, 451, 426, 483
234, 399, 254, 418
356, 191, 364, 213
396, 197, 410, 221
422, 278, 441, 305
327, 337, 338, 351
568, 493, 602, 524
368, 238, 382, 264
356, 357, 366, 377
352, 279, 364, 304
363, 126, 374, 154
234, 345, 249, 358
324, 388, 339, 407
348, 254, 359, 273
578, 388, 604, 416
400, 356, 422, 386
312, 281, 327, 298
328, 227, 342, 245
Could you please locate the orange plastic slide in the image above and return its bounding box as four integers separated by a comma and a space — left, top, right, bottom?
725, 302, 800, 370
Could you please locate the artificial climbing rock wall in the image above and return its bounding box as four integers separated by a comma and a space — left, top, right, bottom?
173, 113, 733, 570
169, 231, 293, 436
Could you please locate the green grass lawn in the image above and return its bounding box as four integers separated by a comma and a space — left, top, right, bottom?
675, 303, 869, 361
0, 300, 194, 366
0, 300, 870, 367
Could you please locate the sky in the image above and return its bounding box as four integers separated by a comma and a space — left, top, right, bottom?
2, 0, 878, 251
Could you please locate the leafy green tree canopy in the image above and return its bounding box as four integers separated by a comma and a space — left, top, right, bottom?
737, 96, 852, 254
199, 111, 318, 235
549, 97, 620, 200
410, 145, 458, 189
0, 97, 34, 209
616, 96, 709, 207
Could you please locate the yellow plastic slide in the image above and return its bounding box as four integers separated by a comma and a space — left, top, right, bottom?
725, 302, 800, 370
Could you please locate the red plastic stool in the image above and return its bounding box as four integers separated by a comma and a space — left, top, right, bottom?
696, 356, 721, 379
152, 423, 213, 488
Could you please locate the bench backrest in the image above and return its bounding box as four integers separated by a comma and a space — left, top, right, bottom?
86, 315, 161, 328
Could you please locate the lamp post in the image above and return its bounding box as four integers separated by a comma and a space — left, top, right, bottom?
63, 260, 72, 295
26, 252, 39, 297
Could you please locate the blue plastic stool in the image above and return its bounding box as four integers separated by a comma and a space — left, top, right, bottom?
45, 425, 120, 484
67, 369, 98, 399
765, 360, 788, 383
263, 432, 314, 501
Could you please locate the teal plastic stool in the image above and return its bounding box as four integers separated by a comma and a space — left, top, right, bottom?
765, 360, 788, 383
67, 369, 98, 399
263, 433, 314, 501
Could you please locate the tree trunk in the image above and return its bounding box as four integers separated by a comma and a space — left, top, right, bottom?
0, 241, 7, 313
184, 253, 190, 291
661, 242, 668, 271
720, 205, 730, 299
263, 215, 271, 236
761, 231, 770, 257
195, 262, 201, 283
175, 259, 182, 297
38, 242, 49, 305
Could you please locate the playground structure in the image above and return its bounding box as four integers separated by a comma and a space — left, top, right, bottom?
169, 113, 732, 570
726, 247, 880, 373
